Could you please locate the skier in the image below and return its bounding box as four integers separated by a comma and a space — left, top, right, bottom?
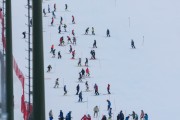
63, 24, 67, 32
92, 50, 96, 59
58, 25, 61, 33
73, 36, 76, 45
72, 29, 75, 36
81, 68, 85, 77
58, 110, 64, 120
93, 106, 99, 118
129, 111, 135, 120
22, 31, 26, 38
69, 45, 72, 53
49, 110, 53, 120
43, 8, 46, 16
85, 58, 88, 66
78, 72, 82, 81
76, 84, 80, 95
58, 51, 62, 59
78, 91, 83, 102
65, 111, 72, 120
52, 11, 56, 18
107, 84, 111, 94
60, 16, 63, 25
78, 58, 81, 66
81, 115, 87, 120
117, 110, 124, 120
86, 67, 90, 76
135, 113, 138, 120
54, 78, 59, 88
87, 114, 91, 120
102, 115, 107, 120
51, 17, 54, 25
144, 113, 148, 120
94, 84, 99, 95
65, 4, 68, 11
85, 81, 89, 91
93, 40, 97, 48
108, 108, 112, 119
85, 27, 89, 35
107, 100, 111, 110
67, 36, 72, 44
131, 39, 136, 49
47, 65, 52, 72
48, 4, 50, 13
72, 15, 75, 24
59, 36, 64, 46
106, 29, 110, 37
50, 44, 54, 53
72, 50, 75, 59
92, 27, 95, 35
52, 49, 56, 58
54, 3, 56, 11
140, 110, 144, 120
64, 85, 67, 95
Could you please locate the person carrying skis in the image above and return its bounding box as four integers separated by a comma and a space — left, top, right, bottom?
69, 45, 72, 53
72, 29, 75, 36
78, 58, 81, 66
72, 50, 75, 59
81, 68, 85, 77
49, 110, 53, 120
54, 78, 59, 88
58, 110, 64, 120
72, 15, 75, 24
78, 72, 82, 81
86, 67, 90, 76
73, 36, 76, 45
93, 40, 97, 48
81, 115, 87, 120
48, 4, 50, 13
92, 27, 95, 35
131, 39, 136, 49
94, 84, 99, 95
107, 100, 111, 110
78, 91, 83, 102
85, 27, 89, 35
43, 8, 46, 16
65, 111, 72, 120
93, 106, 99, 118
85, 81, 89, 91
47, 65, 52, 72
106, 29, 110, 37
67, 36, 72, 44
58, 25, 61, 33
107, 84, 111, 94
140, 110, 144, 120
85, 58, 88, 66
64, 85, 67, 95
51, 17, 54, 25
22, 31, 26, 38
76, 84, 80, 95
58, 51, 62, 59
54, 3, 56, 11
65, 4, 68, 11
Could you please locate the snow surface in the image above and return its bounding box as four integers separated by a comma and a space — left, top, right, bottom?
10, 0, 180, 119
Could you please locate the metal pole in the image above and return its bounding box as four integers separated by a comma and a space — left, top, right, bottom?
32, 0, 45, 119
2, 0, 5, 55
5, 0, 14, 119
27, 0, 31, 117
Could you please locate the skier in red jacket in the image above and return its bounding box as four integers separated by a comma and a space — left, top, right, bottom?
86, 68, 90, 76
81, 115, 87, 120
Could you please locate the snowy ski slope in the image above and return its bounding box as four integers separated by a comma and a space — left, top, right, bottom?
11, 0, 180, 119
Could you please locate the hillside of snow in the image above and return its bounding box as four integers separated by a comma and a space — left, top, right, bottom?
11, 0, 180, 119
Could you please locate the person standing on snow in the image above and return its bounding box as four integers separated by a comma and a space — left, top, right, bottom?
63, 24, 67, 32
93, 106, 99, 118
58, 25, 61, 33
67, 36, 72, 44
78, 72, 82, 81
48, 4, 50, 13
49, 110, 53, 120
117, 110, 124, 120
78, 91, 83, 102
85, 58, 88, 66
93, 40, 97, 48
144, 113, 148, 120
78, 58, 81, 66
51, 17, 54, 25
131, 39, 136, 49
107, 84, 111, 94
72, 15, 75, 24
54, 78, 59, 88
76, 84, 80, 95
81, 68, 85, 77
107, 100, 111, 110
47, 65, 52, 72
86, 67, 90, 76
72, 50, 75, 59
81, 115, 87, 120
85, 81, 89, 91
54, 3, 56, 11
72, 29, 75, 36
65, 111, 72, 120
94, 84, 99, 95
73, 36, 76, 45
65, 4, 68, 11
60, 16, 63, 25
69, 45, 72, 53
43, 8, 46, 16
106, 29, 110, 37
50, 44, 54, 53
102, 115, 107, 120
140, 110, 144, 120
85, 27, 89, 35
52, 11, 56, 18
58, 51, 62, 59
52, 49, 56, 58
64, 85, 67, 95
22, 31, 26, 38
58, 110, 64, 120
92, 27, 95, 35
108, 108, 112, 119
129, 111, 136, 120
